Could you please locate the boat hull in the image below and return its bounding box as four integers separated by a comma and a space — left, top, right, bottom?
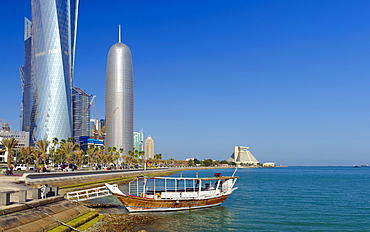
113, 193, 231, 212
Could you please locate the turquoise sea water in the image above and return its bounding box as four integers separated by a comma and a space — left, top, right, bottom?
95, 167, 370, 231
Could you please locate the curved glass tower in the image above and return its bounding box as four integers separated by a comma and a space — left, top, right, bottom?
105, 26, 134, 154
21, 0, 79, 144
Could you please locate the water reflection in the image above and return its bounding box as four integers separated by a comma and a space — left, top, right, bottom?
103, 205, 234, 232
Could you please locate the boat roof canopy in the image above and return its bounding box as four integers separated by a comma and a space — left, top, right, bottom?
153, 176, 239, 181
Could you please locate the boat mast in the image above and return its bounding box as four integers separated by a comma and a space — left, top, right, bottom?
136, 178, 139, 195
198, 179, 202, 197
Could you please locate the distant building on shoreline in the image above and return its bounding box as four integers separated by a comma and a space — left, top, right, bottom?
228, 146, 259, 165
262, 162, 275, 168
144, 136, 154, 159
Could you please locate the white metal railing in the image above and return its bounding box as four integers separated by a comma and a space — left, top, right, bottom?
66, 186, 112, 202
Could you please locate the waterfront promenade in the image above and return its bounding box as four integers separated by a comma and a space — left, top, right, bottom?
0, 166, 232, 203
0, 167, 234, 231
0, 168, 173, 231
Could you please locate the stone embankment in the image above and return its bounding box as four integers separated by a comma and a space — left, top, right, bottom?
0, 196, 91, 231
0, 178, 96, 232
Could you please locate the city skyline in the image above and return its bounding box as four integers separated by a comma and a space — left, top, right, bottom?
2, 1, 370, 165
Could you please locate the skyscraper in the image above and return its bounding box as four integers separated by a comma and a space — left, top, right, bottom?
105, 26, 134, 154
21, 0, 79, 144
72, 87, 91, 141
20, 18, 33, 136
144, 136, 154, 160
133, 129, 144, 151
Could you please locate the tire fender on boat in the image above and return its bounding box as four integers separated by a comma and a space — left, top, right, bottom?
140, 193, 147, 198
155, 193, 161, 199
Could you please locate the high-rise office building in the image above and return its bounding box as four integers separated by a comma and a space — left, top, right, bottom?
144, 136, 154, 160
133, 129, 144, 151
20, 18, 33, 136
72, 87, 91, 141
20, 0, 79, 144
105, 26, 134, 154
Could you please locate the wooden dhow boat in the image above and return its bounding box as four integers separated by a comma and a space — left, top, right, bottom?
105, 169, 239, 212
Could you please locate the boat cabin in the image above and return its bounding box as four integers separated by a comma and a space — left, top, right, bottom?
128, 173, 238, 200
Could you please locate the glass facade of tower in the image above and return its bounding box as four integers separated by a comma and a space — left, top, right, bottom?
105, 41, 134, 154
72, 87, 91, 141
21, 0, 79, 144
20, 18, 33, 140
133, 129, 144, 151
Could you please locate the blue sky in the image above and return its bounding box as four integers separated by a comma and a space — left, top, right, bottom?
1, 0, 370, 165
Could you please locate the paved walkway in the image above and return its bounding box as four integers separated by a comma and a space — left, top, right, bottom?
0, 175, 34, 203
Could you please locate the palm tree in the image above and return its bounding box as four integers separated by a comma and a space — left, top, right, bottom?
112, 152, 120, 168
95, 150, 105, 168
1, 138, 19, 169
106, 152, 113, 167
94, 145, 105, 168
73, 149, 85, 169
126, 155, 136, 168
119, 148, 124, 166
139, 151, 145, 159
52, 137, 59, 147
127, 150, 138, 166
33, 150, 42, 168
154, 154, 162, 160
54, 148, 65, 164
19, 146, 35, 171
86, 145, 96, 170
36, 140, 50, 166
60, 141, 76, 166
148, 158, 154, 164
134, 149, 139, 159
139, 151, 146, 169
52, 137, 59, 164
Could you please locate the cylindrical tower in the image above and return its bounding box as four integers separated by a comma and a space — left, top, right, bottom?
105, 27, 133, 155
